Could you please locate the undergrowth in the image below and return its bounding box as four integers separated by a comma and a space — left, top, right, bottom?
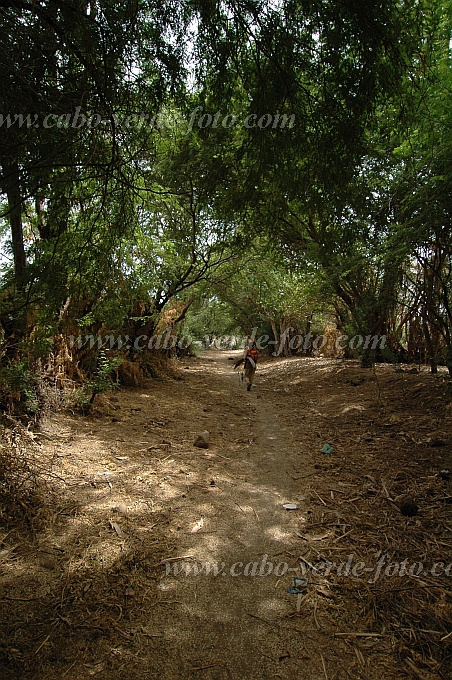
0, 423, 52, 530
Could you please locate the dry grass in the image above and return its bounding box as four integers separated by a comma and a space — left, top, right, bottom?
262, 357, 452, 679
0, 355, 450, 679
0, 420, 58, 530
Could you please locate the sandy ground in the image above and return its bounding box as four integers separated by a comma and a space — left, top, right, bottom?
0, 351, 451, 679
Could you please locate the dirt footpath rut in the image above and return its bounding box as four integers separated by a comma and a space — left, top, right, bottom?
150, 351, 310, 679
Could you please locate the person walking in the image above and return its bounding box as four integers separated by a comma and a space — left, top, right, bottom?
234, 338, 259, 391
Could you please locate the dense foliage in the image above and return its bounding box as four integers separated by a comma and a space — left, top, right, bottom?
0, 0, 451, 409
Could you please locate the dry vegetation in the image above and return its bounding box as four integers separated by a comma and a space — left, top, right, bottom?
0, 353, 450, 679
262, 357, 452, 679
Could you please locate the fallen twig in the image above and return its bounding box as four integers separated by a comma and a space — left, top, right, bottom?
152, 555, 194, 567
34, 634, 51, 655
334, 632, 384, 638
320, 653, 328, 680
332, 528, 353, 543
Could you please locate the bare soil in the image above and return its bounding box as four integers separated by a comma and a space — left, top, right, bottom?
1, 351, 451, 680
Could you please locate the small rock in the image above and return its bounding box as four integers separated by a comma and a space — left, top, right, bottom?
113, 503, 128, 515
40, 558, 57, 570
194, 431, 210, 449
400, 499, 419, 517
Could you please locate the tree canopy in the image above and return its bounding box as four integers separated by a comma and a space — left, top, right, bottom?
1, 0, 451, 403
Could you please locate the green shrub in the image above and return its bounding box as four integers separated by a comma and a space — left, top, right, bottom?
78, 351, 123, 413
0, 361, 40, 415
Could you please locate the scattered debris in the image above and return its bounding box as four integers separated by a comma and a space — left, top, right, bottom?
193, 431, 210, 449
399, 498, 419, 517
315, 586, 337, 600
190, 517, 204, 533
112, 503, 128, 515
1, 354, 450, 679
287, 577, 308, 594
109, 521, 125, 537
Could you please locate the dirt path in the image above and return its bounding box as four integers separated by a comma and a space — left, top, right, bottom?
147, 352, 311, 679
1, 351, 451, 679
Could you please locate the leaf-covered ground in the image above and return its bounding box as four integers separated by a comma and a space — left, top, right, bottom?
1, 352, 451, 679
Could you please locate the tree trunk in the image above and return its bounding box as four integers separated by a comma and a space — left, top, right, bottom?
421, 253, 438, 374
4, 159, 26, 286
361, 348, 373, 368
35, 195, 49, 239
269, 318, 279, 355
279, 319, 291, 356
305, 315, 313, 356
422, 317, 437, 374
